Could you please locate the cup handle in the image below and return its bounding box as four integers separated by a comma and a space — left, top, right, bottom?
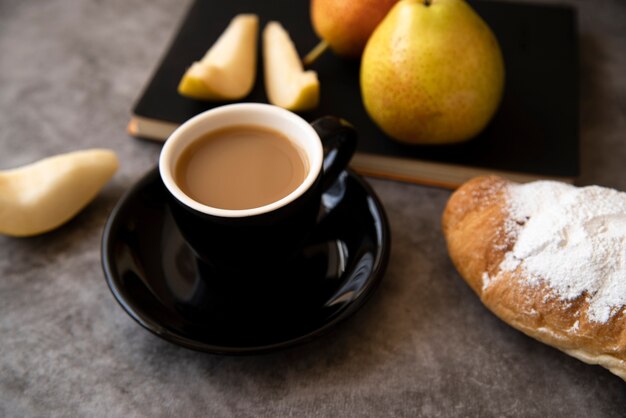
311, 116, 358, 191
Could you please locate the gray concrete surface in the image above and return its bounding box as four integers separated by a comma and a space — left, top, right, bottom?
1, 0, 625, 416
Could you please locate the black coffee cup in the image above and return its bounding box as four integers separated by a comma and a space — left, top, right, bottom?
159, 103, 356, 272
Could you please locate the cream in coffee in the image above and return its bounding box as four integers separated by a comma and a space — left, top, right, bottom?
175, 125, 308, 210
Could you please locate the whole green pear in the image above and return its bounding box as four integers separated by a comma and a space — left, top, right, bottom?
360, 0, 505, 144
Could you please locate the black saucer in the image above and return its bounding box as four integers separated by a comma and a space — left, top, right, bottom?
101, 167, 390, 354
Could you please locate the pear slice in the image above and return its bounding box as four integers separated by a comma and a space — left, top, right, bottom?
178, 14, 259, 101
0, 149, 119, 237
263, 21, 320, 111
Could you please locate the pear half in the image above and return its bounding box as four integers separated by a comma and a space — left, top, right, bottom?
263, 21, 319, 112
178, 14, 259, 101
0, 149, 119, 237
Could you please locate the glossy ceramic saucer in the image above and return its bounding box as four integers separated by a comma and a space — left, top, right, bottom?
102, 167, 390, 354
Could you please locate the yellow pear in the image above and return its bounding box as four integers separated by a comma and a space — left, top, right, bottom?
263, 21, 319, 112
360, 0, 505, 144
0, 149, 119, 237
178, 14, 259, 101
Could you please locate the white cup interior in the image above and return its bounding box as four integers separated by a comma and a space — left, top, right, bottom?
159, 103, 323, 218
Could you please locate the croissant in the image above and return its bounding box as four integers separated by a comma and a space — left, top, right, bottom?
442, 176, 626, 380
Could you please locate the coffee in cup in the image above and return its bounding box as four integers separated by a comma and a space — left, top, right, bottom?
175, 125, 307, 210
159, 103, 356, 271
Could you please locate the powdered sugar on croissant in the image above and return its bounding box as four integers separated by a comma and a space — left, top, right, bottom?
443, 176, 626, 380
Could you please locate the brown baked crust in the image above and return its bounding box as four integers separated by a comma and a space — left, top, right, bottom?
442, 175, 626, 380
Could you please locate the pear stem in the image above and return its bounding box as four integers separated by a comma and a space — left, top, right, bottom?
424, 0, 432, 5
303, 40, 329, 66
